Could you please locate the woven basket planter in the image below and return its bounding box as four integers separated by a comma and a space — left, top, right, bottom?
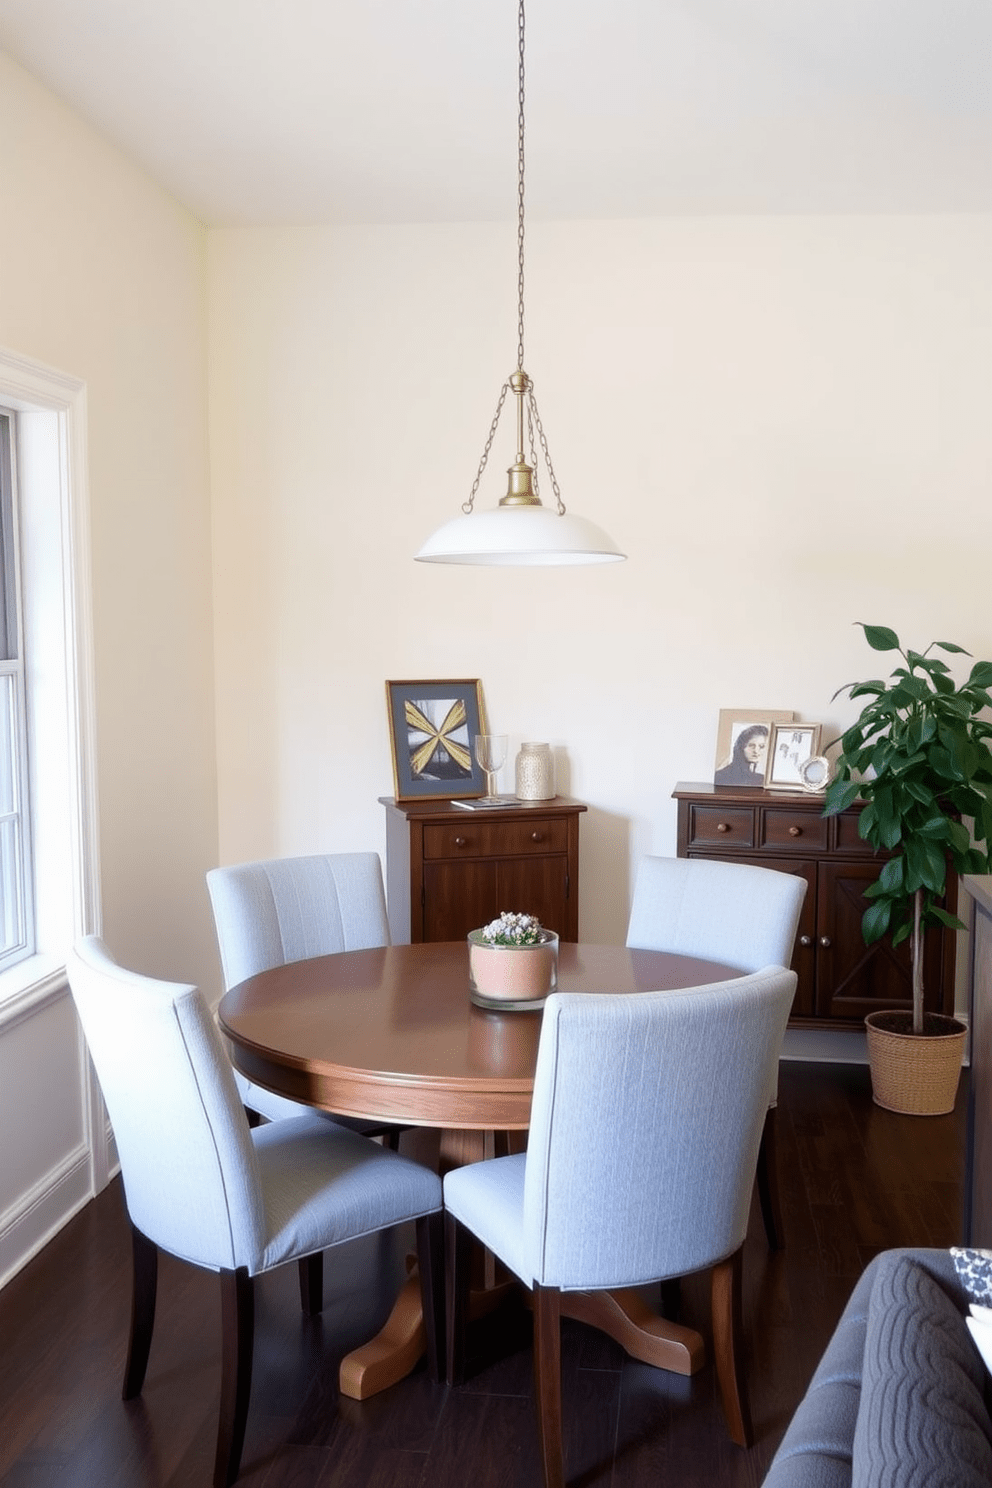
865, 1010, 967, 1116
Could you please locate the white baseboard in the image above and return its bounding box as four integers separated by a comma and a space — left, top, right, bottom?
781, 1026, 869, 1064
0, 1145, 94, 1291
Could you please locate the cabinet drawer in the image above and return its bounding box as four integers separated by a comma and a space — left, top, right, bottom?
834, 809, 869, 854
760, 807, 829, 853
423, 818, 568, 860
686, 805, 754, 849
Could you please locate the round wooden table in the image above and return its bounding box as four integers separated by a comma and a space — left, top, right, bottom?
218, 941, 744, 1399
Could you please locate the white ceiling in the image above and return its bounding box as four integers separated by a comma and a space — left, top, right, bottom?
1, 0, 991, 228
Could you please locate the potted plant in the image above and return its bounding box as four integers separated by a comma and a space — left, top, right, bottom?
467, 911, 559, 1009
824, 624, 992, 1112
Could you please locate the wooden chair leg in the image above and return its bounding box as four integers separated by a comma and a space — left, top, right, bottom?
384, 1128, 402, 1151
711, 1248, 752, 1448
533, 1284, 565, 1488
298, 1252, 323, 1315
122, 1223, 158, 1399
416, 1209, 445, 1383
445, 1211, 473, 1386
756, 1105, 785, 1250
215, 1267, 254, 1488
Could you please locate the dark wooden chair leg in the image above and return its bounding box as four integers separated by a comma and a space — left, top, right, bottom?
416, 1209, 445, 1383
756, 1104, 785, 1250
215, 1267, 254, 1488
298, 1252, 323, 1315
445, 1211, 473, 1386
122, 1223, 158, 1399
711, 1248, 752, 1448
384, 1128, 402, 1151
533, 1284, 565, 1488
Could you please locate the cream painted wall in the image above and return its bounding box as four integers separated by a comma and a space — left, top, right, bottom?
0, 51, 217, 1281
0, 51, 218, 990
208, 215, 992, 943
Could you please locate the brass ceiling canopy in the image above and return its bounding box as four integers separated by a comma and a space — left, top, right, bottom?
416, 0, 625, 567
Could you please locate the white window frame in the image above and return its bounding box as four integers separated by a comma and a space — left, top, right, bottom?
0, 410, 35, 970
0, 349, 100, 1015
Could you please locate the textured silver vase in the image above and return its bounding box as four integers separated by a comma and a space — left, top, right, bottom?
515, 742, 554, 801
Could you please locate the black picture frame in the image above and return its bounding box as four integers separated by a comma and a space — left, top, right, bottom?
386, 679, 488, 802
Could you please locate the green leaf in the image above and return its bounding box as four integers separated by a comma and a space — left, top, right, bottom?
891, 919, 912, 950
968, 660, 992, 688
877, 856, 904, 894
930, 906, 967, 932
823, 777, 862, 815
862, 900, 892, 944
859, 623, 901, 652
935, 640, 970, 656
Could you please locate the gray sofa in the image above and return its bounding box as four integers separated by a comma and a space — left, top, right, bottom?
762, 1247, 992, 1487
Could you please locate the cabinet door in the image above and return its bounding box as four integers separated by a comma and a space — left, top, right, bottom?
422, 860, 497, 942
497, 856, 573, 940
687, 851, 816, 1016
816, 860, 945, 1021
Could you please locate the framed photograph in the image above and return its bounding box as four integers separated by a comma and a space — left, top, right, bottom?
386, 679, 487, 802
714, 709, 795, 789
765, 723, 823, 792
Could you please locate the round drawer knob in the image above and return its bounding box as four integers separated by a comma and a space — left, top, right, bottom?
454, 836, 467, 847
531, 831, 543, 842
819, 936, 832, 949
716, 822, 730, 833
799, 935, 812, 947
789, 825, 802, 837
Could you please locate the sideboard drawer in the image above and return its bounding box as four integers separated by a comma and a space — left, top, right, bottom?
760, 807, 829, 853
834, 811, 870, 853
686, 805, 754, 849
422, 818, 569, 861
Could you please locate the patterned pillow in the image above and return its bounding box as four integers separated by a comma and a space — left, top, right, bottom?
852, 1252, 992, 1487
952, 1247, 992, 1304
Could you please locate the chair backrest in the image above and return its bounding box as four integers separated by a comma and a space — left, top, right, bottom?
206, 851, 390, 991
626, 855, 806, 973
67, 936, 267, 1272
522, 967, 797, 1289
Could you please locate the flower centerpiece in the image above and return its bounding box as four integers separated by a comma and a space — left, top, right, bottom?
467, 911, 558, 1009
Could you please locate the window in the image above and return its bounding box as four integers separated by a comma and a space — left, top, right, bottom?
0, 410, 33, 970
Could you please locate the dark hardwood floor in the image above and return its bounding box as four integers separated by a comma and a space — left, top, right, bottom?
0, 1060, 968, 1488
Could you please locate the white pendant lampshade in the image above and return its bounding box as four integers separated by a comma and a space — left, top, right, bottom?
415, 0, 625, 570
416, 504, 625, 566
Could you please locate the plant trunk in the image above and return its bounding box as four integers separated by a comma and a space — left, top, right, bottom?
911, 887, 924, 1035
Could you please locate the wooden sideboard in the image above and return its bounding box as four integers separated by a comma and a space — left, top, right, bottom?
673, 781, 956, 1026
380, 796, 586, 945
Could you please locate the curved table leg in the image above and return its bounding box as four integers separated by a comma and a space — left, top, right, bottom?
338, 1127, 705, 1398
558, 1288, 705, 1375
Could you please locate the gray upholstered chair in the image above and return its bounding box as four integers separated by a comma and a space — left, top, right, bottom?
626, 854, 807, 1248
444, 967, 797, 1488
67, 936, 444, 1488
206, 851, 402, 1134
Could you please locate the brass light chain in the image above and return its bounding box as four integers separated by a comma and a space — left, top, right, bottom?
462, 0, 567, 518
463, 381, 511, 514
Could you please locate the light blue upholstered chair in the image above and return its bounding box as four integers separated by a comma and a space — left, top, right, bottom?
67, 936, 444, 1488
444, 968, 796, 1488
626, 855, 807, 1248
206, 852, 401, 1132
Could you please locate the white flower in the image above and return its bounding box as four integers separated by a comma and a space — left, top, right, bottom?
480, 911, 543, 946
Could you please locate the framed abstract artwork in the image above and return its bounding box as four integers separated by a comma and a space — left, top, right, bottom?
386, 679, 487, 802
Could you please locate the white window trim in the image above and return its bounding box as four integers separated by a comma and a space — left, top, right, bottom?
0, 347, 101, 1006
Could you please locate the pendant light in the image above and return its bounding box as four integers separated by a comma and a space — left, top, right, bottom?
416, 0, 625, 566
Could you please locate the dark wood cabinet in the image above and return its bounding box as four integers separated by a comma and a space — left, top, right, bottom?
380, 796, 586, 945
673, 782, 955, 1026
